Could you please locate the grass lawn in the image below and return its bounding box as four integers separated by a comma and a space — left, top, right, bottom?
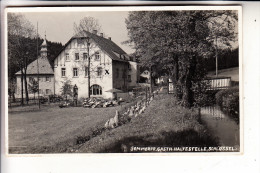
8, 91, 218, 153
8, 103, 128, 154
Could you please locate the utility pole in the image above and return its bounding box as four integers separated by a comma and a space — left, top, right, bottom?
87, 37, 91, 98
215, 36, 218, 77
36, 22, 40, 109
150, 65, 153, 94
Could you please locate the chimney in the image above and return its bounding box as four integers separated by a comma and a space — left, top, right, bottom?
92, 30, 97, 35
108, 37, 111, 40
100, 33, 103, 37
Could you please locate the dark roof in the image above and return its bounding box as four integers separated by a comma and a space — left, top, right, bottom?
16, 56, 54, 75
56, 30, 129, 62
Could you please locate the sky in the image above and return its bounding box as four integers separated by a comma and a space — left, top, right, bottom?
22, 11, 135, 54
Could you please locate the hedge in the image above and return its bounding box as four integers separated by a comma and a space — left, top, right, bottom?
215, 86, 239, 116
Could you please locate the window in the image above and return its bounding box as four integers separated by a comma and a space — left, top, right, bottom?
122, 70, 126, 79
65, 53, 70, 61
128, 64, 131, 71
61, 68, 66, 77
73, 68, 78, 77
97, 67, 102, 77
75, 53, 79, 61
83, 53, 88, 60
46, 89, 51, 95
90, 85, 102, 95
116, 68, 119, 78
128, 75, 132, 82
85, 66, 89, 77
95, 52, 100, 61
46, 76, 51, 82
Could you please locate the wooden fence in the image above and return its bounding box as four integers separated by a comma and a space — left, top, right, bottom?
205, 77, 231, 90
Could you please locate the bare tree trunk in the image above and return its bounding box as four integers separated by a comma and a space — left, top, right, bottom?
11, 79, 16, 102
12, 92, 16, 102
215, 36, 218, 77
150, 65, 153, 94
24, 72, 29, 105
20, 73, 24, 106
180, 55, 196, 108
175, 57, 179, 83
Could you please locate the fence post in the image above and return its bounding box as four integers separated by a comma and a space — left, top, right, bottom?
145, 87, 148, 106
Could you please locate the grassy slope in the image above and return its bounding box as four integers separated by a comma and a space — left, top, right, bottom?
77, 94, 218, 153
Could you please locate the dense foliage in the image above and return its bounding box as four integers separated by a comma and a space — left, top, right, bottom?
205, 48, 239, 72
125, 11, 238, 107
8, 13, 63, 104
215, 86, 239, 117
60, 80, 73, 101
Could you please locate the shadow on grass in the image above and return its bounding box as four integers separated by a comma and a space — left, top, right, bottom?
101, 129, 219, 153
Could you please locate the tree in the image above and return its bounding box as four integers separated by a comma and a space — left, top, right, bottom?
28, 78, 39, 101
73, 16, 102, 36
205, 11, 238, 76
46, 40, 63, 64
60, 79, 73, 101
8, 13, 36, 105
125, 10, 238, 107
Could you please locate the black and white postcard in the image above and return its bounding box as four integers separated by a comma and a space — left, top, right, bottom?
4, 6, 242, 155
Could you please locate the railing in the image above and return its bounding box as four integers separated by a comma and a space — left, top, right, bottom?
205, 77, 231, 90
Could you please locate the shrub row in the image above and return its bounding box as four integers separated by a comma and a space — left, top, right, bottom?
215, 86, 239, 116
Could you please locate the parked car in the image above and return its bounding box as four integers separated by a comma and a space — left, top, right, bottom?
49, 94, 63, 103
59, 101, 72, 108
39, 96, 48, 104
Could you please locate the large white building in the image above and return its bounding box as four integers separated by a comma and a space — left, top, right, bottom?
15, 30, 139, 100
53, 30, 139, 99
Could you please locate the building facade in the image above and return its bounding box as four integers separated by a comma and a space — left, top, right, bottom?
54, 30, 139, 99
15, 36, 55, 98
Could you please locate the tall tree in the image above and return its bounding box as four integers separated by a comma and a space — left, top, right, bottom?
125, 10, 238, 107
60, 79, 73, 101
28, 77, 39, 101
8, 13, 36, 105
73, 16, 102, 35
205, 11, 238, 76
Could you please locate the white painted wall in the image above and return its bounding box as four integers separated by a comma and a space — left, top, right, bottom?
54, 38, 113, 99
15, 75, 54, 98
128, 61, 139, 87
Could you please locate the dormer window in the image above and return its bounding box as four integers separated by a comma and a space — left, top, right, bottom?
66, 53, 70, 61
95, 52, 100, 61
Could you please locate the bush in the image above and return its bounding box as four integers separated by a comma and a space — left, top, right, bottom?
215, 86, 239, 116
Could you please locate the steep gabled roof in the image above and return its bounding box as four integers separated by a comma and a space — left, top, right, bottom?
16, 56, 54, 75
56, 30, 129, 62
